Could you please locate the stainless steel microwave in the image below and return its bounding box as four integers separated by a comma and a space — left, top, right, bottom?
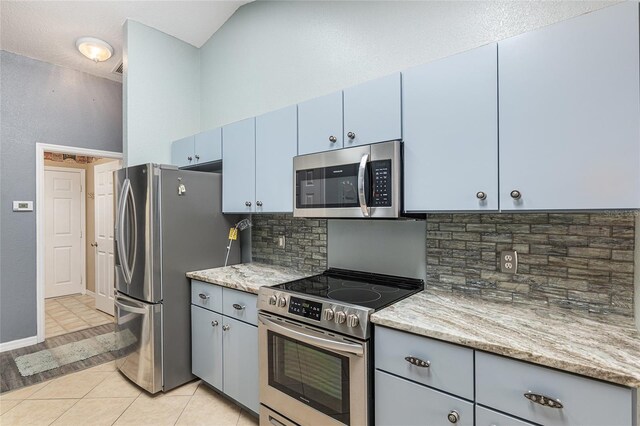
293, 140, 401, 218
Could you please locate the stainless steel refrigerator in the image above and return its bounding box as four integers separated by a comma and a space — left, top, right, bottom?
113, 164, 240, 393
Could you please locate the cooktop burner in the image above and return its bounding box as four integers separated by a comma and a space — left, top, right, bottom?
272, 268, 424, 311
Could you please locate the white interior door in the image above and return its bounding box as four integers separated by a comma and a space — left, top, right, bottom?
94, 160, 121, 315
45, 168, 85, 298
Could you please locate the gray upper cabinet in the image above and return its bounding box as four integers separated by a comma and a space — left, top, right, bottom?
297, 91, 343, 155
343, 72, 401, 148
255, 105, 298, 213
194, 128, 222, 164
403, 44, 498, 212
171, 135, 195, 167
499, 2, 640, 210
223, 117, 256, 213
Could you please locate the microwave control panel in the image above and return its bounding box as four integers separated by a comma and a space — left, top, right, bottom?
371, 160, 392, 207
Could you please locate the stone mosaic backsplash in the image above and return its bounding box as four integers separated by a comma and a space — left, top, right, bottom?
251, 212, 637, 318
251, 214, 328, 273
426, 212, 637, 317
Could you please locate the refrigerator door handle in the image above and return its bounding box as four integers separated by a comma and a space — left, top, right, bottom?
117, 178, 135, 284
115, 295, 149, 315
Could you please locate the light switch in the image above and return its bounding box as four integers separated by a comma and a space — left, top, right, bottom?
500, 250, 518, 274
13, 201, 33, 212
277, 236, 286, 248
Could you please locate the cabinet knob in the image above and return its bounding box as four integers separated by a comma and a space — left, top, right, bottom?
222, 324, 230, 331
329, 135, 337, 143
510, 190, 522, 200
195, 154, 200, 160
256, 201, 263, 207
245, 201, 252, 207
476, 191, 487, 201
211, 320, 218, 327
347, 131, 356, 140
447, 410, 460, 424
187, 156, 193, 162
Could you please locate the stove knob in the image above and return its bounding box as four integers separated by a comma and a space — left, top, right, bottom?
334, 311, 347, 324
268, 295, 277, 306
347, 314, 359, 328
323, 308, 335, 321
277, 297, 287, 308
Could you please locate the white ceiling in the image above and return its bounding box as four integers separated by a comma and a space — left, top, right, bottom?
0, 1, 250, 82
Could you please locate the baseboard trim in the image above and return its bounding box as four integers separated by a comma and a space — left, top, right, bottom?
0, 336, 38, 352
84, 289, 95, 297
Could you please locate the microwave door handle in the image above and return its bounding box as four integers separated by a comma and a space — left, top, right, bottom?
259, 315, 364, 357
357, 153, 370, 218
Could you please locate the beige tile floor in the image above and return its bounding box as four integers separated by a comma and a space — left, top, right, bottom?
0, 361, 259, 426
45, 294, 113, 338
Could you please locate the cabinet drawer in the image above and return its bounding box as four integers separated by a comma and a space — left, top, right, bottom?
191, 280, 223, 312
374, 326, 474, 400
476, 351, 634, 426
223, 287, 258, 325
375, 370, 473, 426
476, 405, 534, 426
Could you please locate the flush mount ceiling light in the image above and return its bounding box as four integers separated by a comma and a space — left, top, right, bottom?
76, 37, 113, 62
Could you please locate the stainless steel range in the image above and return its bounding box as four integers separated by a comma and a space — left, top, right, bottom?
257, 268, 423, 426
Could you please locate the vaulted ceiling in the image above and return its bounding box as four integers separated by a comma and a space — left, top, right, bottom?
0, 1, 250, 82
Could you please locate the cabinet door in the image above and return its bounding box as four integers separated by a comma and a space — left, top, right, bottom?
343, 72, 401, 148
499, 2, 640, 210
403, 44, 498, 212
222, 118, 256, 213
255, 105, 297, 213
297, 91, 343, 155
171, 136, 195, 167
194, 128, 222, 164
222, 316, 259, 413
375, 370, 473, 426
191, 305, 223, 390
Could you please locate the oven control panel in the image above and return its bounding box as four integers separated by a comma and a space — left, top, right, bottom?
371, 160, 392, 207
257, 288, 373, 339
288, 296, 322, 321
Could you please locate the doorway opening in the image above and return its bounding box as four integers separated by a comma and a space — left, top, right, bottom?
36, 143, 122, 343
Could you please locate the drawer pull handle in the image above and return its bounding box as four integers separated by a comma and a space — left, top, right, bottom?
233, 303, 246, 311
404, 356, 430, 368
524, 391, 564, 409
198, 293, 210, 300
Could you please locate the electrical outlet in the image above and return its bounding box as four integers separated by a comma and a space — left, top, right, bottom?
500, 250, 518, 274
277, 236, 286, 248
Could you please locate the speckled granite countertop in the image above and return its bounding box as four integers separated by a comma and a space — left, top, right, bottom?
371, 290, 640, 388
186, 263, 314, 295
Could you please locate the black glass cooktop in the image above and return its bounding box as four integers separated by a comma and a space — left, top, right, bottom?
272, 268, 424, 310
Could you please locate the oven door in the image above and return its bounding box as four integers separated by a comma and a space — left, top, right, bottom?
258, 313, 369, 426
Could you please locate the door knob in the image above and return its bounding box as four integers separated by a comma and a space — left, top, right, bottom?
347, 131, 356, 140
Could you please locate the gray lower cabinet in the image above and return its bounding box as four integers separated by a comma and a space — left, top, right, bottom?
375, 370, 474, 426
190, 281, 259, 414
476, 351, 635, 426
222, 316, 259, 413
475, 405, 534, 426
191, 305, 223, 390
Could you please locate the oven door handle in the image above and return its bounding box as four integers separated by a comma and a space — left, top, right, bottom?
357, 153, 370, 218
259, 315, 364, 357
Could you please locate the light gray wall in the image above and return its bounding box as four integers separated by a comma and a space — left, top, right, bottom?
0, 50, 122, 343
124, 20, 200, 166
199, 0, 614, 129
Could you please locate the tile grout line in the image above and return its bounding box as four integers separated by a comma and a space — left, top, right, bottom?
108, 392, 141, 426
47, 397, 83, 425
173, 381, 201, 425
